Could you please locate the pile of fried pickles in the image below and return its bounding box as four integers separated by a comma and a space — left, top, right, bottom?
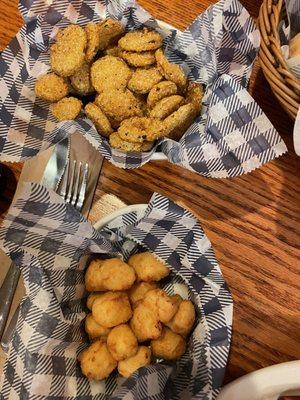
79, 252, 196, 380
35, 19, 204, 152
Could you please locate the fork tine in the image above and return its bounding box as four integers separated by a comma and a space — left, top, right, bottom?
76, 163, 89, 211
58, 159, 69, 199
65, 160, 76, 204
71, 161, 82, 206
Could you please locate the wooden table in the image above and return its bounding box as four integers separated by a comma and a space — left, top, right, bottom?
0, 0, 299, 385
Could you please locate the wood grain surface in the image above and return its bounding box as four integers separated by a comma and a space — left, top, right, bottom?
0, 0, 299, 385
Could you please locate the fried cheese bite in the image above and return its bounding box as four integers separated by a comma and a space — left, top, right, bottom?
130, 301, 162, 342
128, 282, 158, 306
166, 299, 195, 337
128, 252, 170, 282
85, 258, 136, 292
151, 327, 186, 360
51, 97, 82, 121
35, 73, 69, 102
51, 25, 87, 77
92, 292, 132, 328
118, 28, 163, 52
85, 313, 111, 340
79, 340, 117, 380
118, 346, 151, 378
143, 289, 181, 324
86, 292, 102, 310
107, 324, 138, 361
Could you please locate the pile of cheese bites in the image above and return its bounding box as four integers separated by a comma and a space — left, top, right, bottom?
79, 252, 196, 380
34, 19, 204, 152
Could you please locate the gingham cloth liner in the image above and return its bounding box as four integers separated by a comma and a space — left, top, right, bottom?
0, 183, 232, 400
0, 0, 287, 176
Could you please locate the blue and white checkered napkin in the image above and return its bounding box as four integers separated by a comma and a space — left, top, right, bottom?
0, 183, 232, 400
0, 0, 287, 176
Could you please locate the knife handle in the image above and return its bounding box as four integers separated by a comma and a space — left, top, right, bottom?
0, 262, 20, 340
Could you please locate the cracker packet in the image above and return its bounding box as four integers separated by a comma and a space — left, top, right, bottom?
0, 0, 287, 176
0, 183, 232, 399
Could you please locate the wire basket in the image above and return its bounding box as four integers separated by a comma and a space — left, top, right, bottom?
258, 0, 300, 119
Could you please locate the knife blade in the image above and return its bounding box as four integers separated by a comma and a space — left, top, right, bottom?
0, 132, 104, 351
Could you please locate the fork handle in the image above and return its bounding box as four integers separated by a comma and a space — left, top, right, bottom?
0, 262, 20, 340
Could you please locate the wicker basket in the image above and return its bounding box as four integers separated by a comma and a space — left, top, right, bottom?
258, 0, 300, 119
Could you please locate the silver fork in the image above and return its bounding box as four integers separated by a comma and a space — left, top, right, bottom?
57, 159, 89, 211
0, 159, 89, 349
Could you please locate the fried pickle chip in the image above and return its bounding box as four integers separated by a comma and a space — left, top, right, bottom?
91, 56, 132, 93
35, 73, 69, 102
51, 97, 82, 121
85, 313, 111, 340
92, 292, 132, 328
85, 103, 113, 137
147, 80, 178, 109
166, 299, 195, 337
79, 340, 117, 380
134, 93, 149, 116
51, 25, 87, 77
163, 103, 197, 140
151, 327, 186, 360
119, 28, 163, 52
85, 22, 100, 62
95, 89, 143, 123
143, 289, 181, 324
70, 61, 94, 96
107, 324, 138, 361
128, 67, 163, 94
128, 252, 170, 282
155, 49, 187, 92
98, 19, 125, 50
85, 258, 136, 291
87, 292, 102, 310
118, 117, 165, 143
121, 51, 156, 67
105, 45, 121, 57
109, 132, 153, 152
130, 301, 162, 342
118, 346, 151, 378
149, 95, 184, 119
186, 81, 204, 114
128, 282, 158, 305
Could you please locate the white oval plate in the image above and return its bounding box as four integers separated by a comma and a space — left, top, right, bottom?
217, 360, 300, 400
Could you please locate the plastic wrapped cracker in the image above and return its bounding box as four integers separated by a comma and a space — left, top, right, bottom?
0, 0, 287, 174
0, 183, 232, 399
